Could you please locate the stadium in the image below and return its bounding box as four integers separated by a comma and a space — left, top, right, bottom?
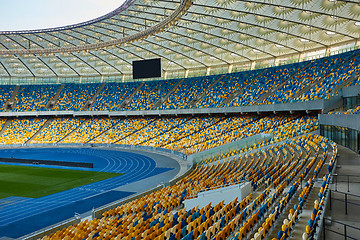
0, 0, 359, 239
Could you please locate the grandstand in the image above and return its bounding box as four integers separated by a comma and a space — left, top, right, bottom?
0, 0, 359, 240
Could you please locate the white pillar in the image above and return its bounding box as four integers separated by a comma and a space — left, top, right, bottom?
355, 39, 360, 48
274, 57, 279, 66
228, 64, 233, 73
325, 46, 331, 56
206, 67, 211, 76
298, 52, 305, 62
250, 61, 256, 70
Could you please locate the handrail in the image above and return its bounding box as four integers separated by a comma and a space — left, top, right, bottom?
329, 189, 360, 215
321, 217, 360, 240
332, 174, 360, 192
331, 190, 360, 199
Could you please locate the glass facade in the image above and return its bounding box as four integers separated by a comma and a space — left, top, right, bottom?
344, 96, 360, 111
320, 125, 360, 154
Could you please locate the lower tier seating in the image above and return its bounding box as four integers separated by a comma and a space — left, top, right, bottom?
37, 133, 336, 240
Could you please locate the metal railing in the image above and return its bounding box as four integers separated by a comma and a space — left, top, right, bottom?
333, 174, 360, 192
322, 218, 360, 240
329, 190, 360, 215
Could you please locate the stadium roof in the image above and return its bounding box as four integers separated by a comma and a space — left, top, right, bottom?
0, 0, 359, 82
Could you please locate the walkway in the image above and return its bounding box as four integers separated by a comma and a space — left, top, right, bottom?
322, 145, 360, 240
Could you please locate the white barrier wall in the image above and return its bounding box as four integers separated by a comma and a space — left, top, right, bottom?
184, 182, 252, 210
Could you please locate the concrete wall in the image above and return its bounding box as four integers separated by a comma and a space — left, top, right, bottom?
184, 182, 252, 210
319, 114, 360, 132
342, 84, 360, 98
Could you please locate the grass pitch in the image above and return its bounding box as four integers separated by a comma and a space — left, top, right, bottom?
0, 164, 122, 199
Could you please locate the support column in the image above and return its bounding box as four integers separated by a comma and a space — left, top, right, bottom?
325, 46, 331, 57
298, 52, 305, 62
206, 67, 211, 76
250, 61, 256, 70
355, 39, 360, 48
228, 64, 233, 74
185, 69, 189, 78
274, 57, 279, 66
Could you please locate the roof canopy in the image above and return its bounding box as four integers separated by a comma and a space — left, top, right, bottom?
0, 0, 359, 82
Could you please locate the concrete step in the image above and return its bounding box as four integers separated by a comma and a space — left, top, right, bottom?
5, 85, 20, 111
82, 83, 106, 110
187, 75, 225, 108
26, 118, 52, 144
46, 85, 64, 110
153, 78, 184, 109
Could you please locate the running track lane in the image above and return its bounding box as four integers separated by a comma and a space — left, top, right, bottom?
0, 148, 174, 238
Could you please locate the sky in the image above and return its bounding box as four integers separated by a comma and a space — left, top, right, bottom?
0, 0, 126, 31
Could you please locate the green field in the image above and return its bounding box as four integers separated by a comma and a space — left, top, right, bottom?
0, 164, 122, 199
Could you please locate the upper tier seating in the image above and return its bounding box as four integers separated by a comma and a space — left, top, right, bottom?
0, 85, 14, 110
294, 51, 360, 102
0, 49, 358, 112
89, 82, 141, 111
126, 79, 181, 111
12, 84, 59, 112
228, 63, 302, 107
158, 75, 219, 110
51, 83, 102, 111
194, 69, 263, 108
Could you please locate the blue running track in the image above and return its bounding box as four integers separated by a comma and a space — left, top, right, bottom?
0, 147, 174, 238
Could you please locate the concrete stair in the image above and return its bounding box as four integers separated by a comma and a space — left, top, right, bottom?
0, 119, 11, 138
119, 82, 145, 109
187, 75, 225, 108
5, 85, 20, 111
81, 83, 106, 110
153, 78, 184, 109
220, 69, 267, 107
255, 61, 313, 104
56, 119, 90, 143
46, 85, 64, 110
25, 119, 52, 144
